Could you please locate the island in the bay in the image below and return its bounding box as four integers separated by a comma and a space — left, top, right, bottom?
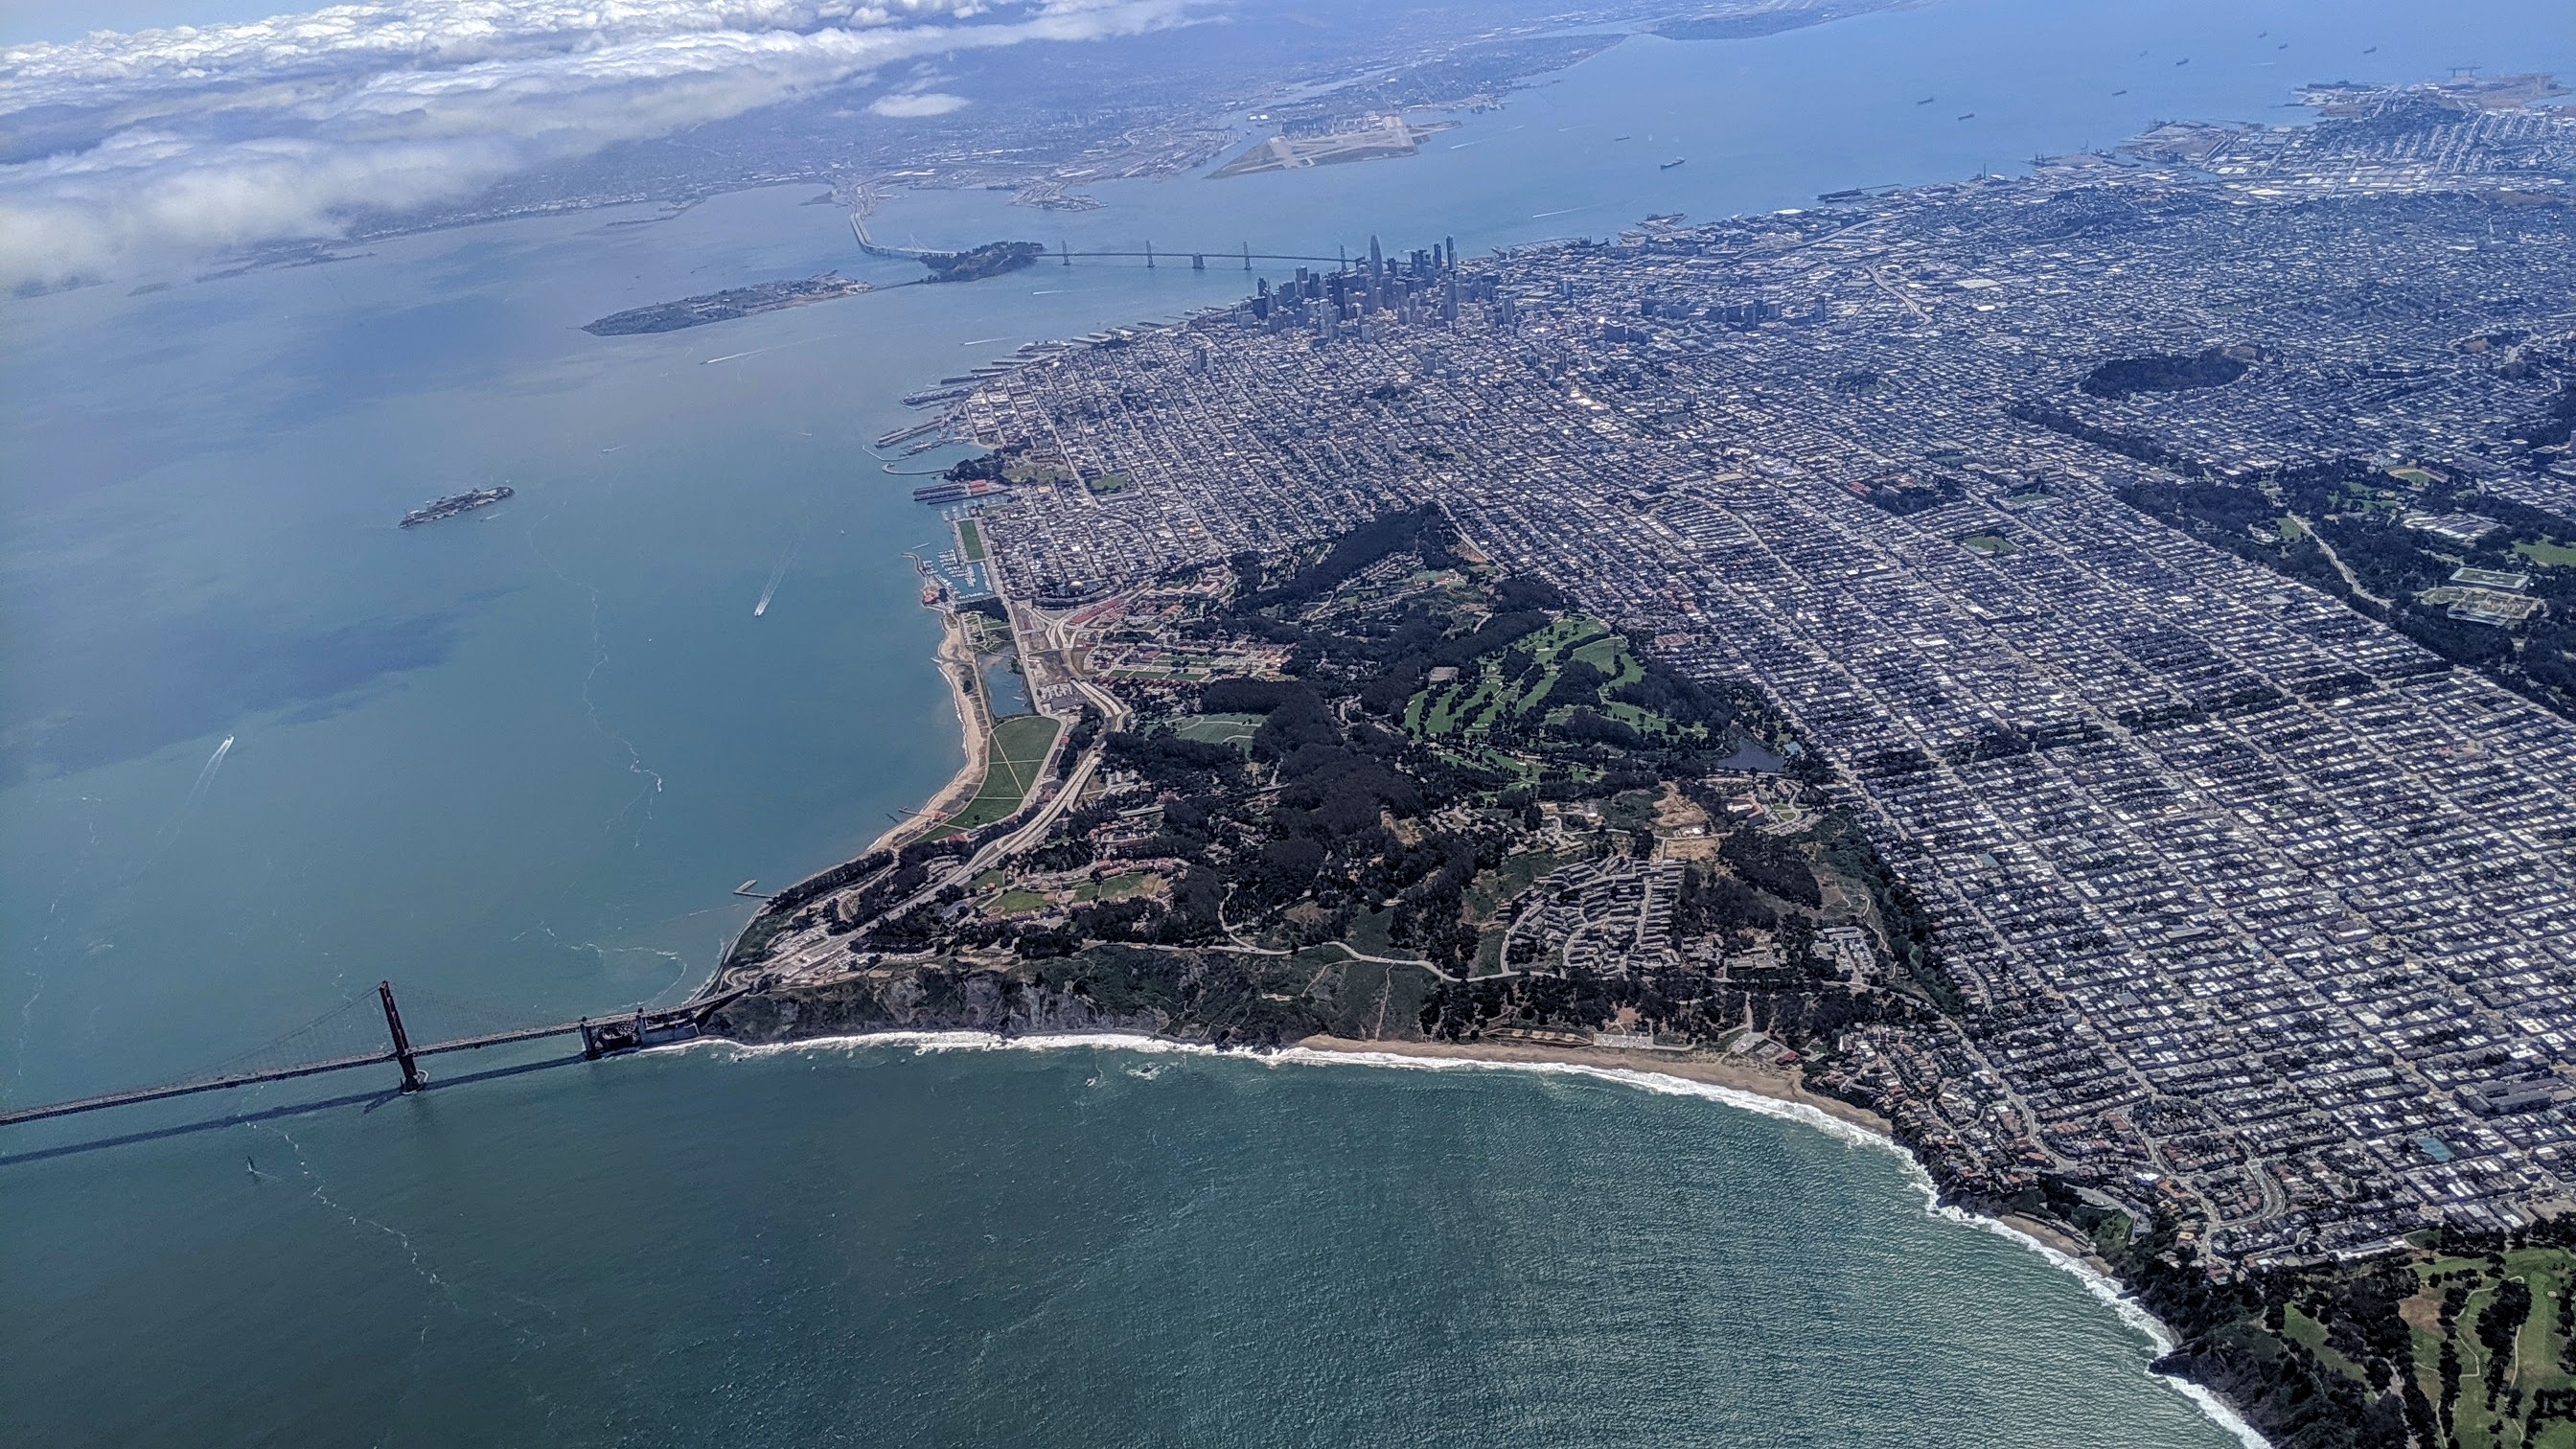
583, 242, 1043, 335
919, 240, 1046, 283
582, 272, 870, 335
399, 485, 513, 528
690, 74, 2576, 1449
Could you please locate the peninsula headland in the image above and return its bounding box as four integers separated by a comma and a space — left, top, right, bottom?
694, 72, 2576, 1448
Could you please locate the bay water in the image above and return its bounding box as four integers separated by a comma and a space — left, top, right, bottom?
7, 1, 2570, 1440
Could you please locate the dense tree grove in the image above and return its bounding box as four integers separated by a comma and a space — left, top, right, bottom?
2079, 346, 2254, 399
2115, 457, 2576, 722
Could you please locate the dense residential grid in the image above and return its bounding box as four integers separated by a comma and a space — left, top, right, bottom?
934, 79, 2576, 1265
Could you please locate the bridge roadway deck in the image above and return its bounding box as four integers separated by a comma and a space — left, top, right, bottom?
0, 1022, 588, 1128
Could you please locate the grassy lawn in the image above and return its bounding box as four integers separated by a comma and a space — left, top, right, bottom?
1173, 712, 1261, 750
2402, 1248, 2576, 1448
1515, 668, 1558, 714
1398, 612, 1655, 742
1959, 532, 2020, 557
2280, 1304, 2367, 1383
2517, 538, 2576, 567
956, 518, 986, 563
1001, 458, 1075, 486
2278, 515, 2312, 541
934, 714, 1063, 836
1085, 472, 1132, 495
1425, 671, 1510, 737
1604, 700, 1669, 733
1072, 871, 1159, 903
1569, 634, 1624, 671
989, 889, 1049, 915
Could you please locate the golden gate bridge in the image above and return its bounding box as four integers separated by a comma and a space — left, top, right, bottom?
0, 982, 741, 1130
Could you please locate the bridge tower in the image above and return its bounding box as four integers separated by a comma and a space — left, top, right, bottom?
377, 980, 424, 1092
1061, 240, 1071, 267
1242, 243, 1251, 271
1144, 241, 1155, 269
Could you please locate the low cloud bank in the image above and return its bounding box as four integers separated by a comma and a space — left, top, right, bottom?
0, 0, 1202, 286
869, 89, 969, 116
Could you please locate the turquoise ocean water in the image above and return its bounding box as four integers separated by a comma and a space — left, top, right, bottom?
6, 2, 2571, 1441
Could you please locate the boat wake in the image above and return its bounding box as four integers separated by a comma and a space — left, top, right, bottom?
754, 529, 808, 617
183, 735, 235, 812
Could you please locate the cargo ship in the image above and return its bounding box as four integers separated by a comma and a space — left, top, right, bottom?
400, 486, 513, 528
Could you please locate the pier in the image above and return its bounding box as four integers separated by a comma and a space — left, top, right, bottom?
0, 982, 745, 1129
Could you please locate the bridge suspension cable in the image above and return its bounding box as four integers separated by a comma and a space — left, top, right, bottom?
0, 981, 738, 1130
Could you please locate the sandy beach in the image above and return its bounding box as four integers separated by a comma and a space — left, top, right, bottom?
1290, 1033, 1896, 1140
867, 608, 987, 856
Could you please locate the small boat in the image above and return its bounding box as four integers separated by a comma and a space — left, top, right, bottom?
1917, 96, 1936, 104
1659, 157, 1687, 170
1957, 112, 1976, 121
1612, 134, 1632, 141
2112, 88, 2128, 96
2363, 45, 2378, 54
2175, 58, 2191, 66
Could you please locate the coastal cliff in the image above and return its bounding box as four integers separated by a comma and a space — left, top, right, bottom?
710, 967, 1169, 1044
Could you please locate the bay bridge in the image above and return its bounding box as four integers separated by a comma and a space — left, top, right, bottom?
850, 214, 1366, 271
0, 982, 742, 1130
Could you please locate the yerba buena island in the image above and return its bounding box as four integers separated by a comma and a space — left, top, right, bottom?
698, 77, 2576, 1446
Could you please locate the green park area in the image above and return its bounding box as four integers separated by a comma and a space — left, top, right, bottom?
1404, 614, 1674, 745
1071, 871, 1160, 903
1959, 532, 2020, 557
2398, 1245, 2576, 1448
933, 714, 1062, 837
2517, 538, 2576, 567
1172, 712, 1262, 750
956, 518, 986, 563
1000, 457, 1076, 486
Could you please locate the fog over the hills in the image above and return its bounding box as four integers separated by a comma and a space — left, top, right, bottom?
0, 0, 1209, 287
